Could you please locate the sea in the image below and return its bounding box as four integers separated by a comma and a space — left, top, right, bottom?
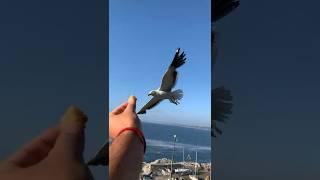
142, 122, 211, 163
89, 121, 211, 180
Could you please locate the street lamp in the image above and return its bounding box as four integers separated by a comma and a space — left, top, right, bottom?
170, 134, 177, 178
182, 147, 185, 163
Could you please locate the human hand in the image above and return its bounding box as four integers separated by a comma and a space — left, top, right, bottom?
109, 96, 141, 139
0, 106, 93, 180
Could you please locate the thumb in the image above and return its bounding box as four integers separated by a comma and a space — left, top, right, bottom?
49, 106, 87, 162
125, 96, 137, 113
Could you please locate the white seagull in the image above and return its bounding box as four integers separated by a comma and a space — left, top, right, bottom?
86, 48, 186, 166
137, 48, 186, 114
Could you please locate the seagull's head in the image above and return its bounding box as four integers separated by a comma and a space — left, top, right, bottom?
148, 90, 157, 96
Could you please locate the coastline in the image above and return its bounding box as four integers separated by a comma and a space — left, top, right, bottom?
140, 158, 211, 180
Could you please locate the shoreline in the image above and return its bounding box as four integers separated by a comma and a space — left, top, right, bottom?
140, 158, 211, 180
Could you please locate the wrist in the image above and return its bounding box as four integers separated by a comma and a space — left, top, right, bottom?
116, 127, 146, 153
110, 126, 141, 139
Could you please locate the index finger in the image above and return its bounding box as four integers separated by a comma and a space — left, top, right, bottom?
110, 102, 129, 115
6, 126, 60, 168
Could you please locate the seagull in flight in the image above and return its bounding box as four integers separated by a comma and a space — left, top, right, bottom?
86, 48, 186, 166
137, 48, 186, 114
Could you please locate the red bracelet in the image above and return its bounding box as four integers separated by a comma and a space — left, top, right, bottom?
116, 127, 146, 153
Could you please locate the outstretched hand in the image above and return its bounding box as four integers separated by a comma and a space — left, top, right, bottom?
0, 106, 93, 180
109, 96, 144, 180
109, 96, 141, 139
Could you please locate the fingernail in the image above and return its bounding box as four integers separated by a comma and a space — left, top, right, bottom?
60, 106, 88, 128
128, 96, 137, 103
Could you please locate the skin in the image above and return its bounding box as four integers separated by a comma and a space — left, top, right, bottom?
0, 106, 93, 180
0, 96, 144, 180
109, 96, 144, 180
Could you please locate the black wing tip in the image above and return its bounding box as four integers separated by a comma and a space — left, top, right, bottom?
87, 158, 108, 166
171, 48, 186, 69
137, 110, 146, 114
87, 160, 96, 166
213, 0, 240, 22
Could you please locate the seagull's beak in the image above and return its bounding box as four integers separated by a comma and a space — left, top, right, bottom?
148, 93, 151, 96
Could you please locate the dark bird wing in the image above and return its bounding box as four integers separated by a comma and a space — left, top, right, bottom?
159, 48, 186, 92
137, 97, 163, 114
87, 141, 108, 166
211, 87, 233, 137
212, 0, 240, 23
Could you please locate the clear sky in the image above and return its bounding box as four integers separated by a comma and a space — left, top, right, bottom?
109, 0, 211, 127
214, 0, 320, 179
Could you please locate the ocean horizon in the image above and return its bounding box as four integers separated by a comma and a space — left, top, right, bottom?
142, 122, 211, 163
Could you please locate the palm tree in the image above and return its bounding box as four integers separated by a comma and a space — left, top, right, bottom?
211, 0, 239, 137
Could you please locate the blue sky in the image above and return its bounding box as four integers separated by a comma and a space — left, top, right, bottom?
109, 0, 211, 126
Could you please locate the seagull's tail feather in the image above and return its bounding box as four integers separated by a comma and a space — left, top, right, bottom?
170, 48, 186, 69
172, 89, 183, 100
169, 89, 183, 105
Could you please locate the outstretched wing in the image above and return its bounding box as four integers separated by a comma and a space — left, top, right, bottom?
212, 0, 240, 23
159, 48, 186, 92
212, 87, 233, 137
87, 141, 108, 166
137, 97, 163, 114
